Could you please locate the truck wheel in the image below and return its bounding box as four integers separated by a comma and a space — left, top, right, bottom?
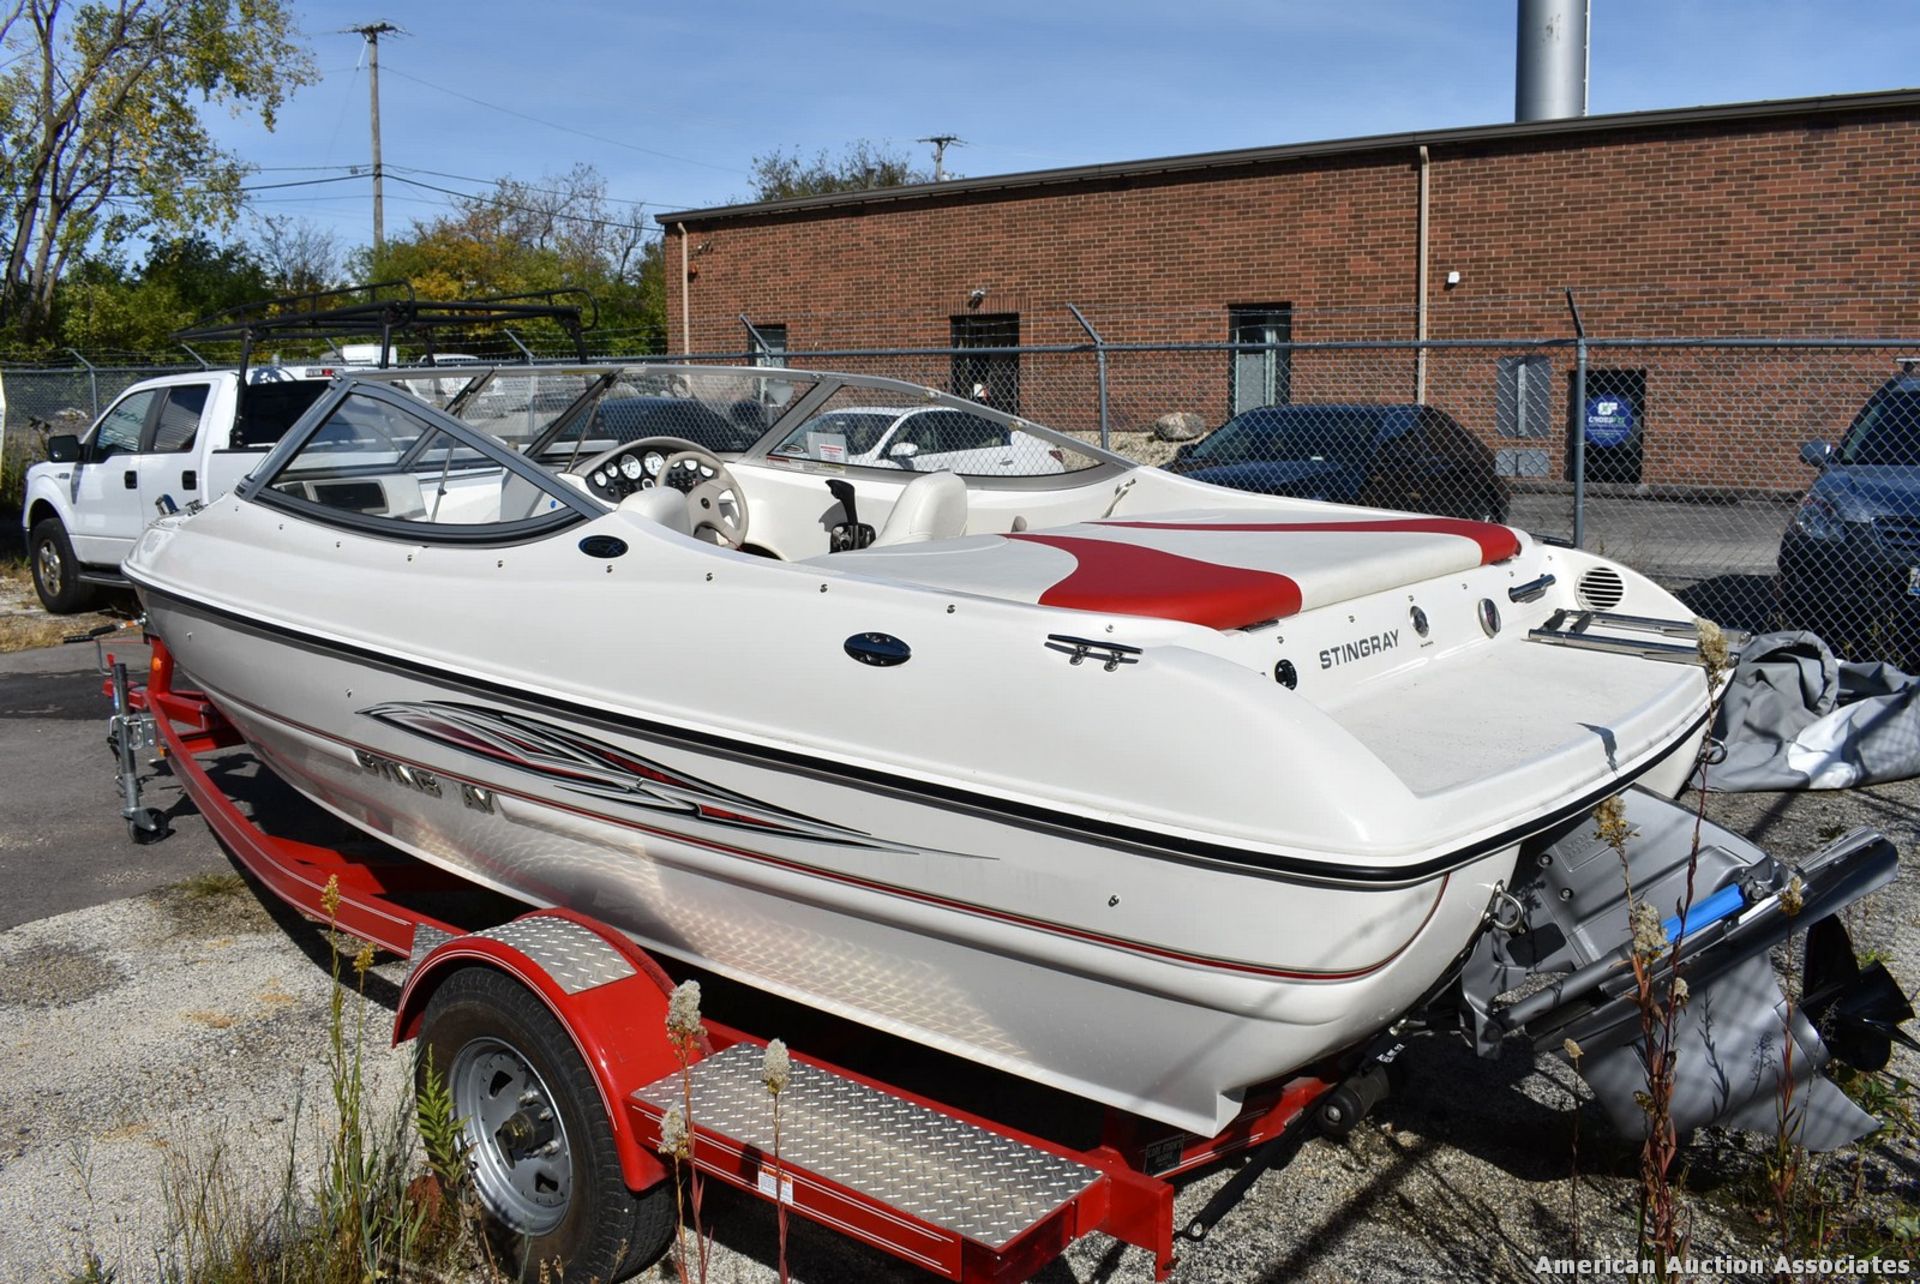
29, 518, 101, 615
419, 966, 673, 1282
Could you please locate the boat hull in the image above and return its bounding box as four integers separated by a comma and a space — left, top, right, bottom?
147, 592, 1513, 1136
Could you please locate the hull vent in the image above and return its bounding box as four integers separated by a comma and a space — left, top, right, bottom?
1577, 567, 1626, 611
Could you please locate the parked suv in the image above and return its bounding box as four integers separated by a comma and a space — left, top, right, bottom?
1776, 368, 1920, 650
1163, 403, 1508, 522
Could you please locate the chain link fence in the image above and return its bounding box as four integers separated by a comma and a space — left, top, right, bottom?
1074, 337, 1918, 663
6, 318, 1917, 666
1, 358, 201, 528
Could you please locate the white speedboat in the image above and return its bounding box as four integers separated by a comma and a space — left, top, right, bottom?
124, 365, 1905, 1142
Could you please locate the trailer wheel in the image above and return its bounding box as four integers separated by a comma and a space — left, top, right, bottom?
29, 518, 100, 615
127, 809, 170, 844
419, 966, 673, 1282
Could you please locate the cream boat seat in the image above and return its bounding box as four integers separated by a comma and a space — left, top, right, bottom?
828, 511, 1522, 630
618, 487, 695, 537
872, 471, 968, 547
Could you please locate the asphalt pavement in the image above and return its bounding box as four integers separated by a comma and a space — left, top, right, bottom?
0, 639, 226, 929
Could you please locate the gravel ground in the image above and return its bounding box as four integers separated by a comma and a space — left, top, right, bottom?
0, 882, 416, 1281
0, 747, 1915, 1281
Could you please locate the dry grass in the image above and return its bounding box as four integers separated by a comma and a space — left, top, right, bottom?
0, 555, 122, 654
0, 610, 76, 652
172, 872, 248, 901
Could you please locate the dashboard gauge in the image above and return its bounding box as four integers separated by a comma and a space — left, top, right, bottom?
590, 470, 606, 487
642, 451, 666, 477
619, 454, 644, 480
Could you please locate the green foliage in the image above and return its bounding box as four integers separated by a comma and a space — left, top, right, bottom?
54, 236, 270, 354
747, 139, 930, 201
143, 912, 499, 1283
415, 1044, 471, 1194
364, 162, 667, 350
0, 0, 316, 343
1836, 1066, 1917, 1136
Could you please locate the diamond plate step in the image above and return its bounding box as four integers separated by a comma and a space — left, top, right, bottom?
635, 1044, 1099, 1250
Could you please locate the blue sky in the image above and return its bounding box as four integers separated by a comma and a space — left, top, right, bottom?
211, 0, 1920, 250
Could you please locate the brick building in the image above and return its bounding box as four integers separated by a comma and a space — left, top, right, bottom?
657, 90, 1920, 487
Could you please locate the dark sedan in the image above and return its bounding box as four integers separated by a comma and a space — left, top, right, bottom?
590, 395, 770, 454
1164, 403, 1508, 522
1777, 370, 1920, 652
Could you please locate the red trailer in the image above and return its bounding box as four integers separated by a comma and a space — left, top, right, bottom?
104, 633, 1368, 1282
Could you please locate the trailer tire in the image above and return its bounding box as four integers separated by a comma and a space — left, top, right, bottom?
29, 518, 100, 615
419, 966, 673, 1282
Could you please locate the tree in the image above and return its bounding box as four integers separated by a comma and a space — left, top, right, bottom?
746, 140, 931, 202
253, 214, 342, 297
364, 164, 667, 352
0, 0, 315, 343
57, 233, 267, 352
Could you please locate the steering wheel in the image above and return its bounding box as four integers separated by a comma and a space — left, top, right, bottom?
573, 435, 751, 549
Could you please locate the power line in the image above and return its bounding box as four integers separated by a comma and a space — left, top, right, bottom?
235, 164, 679, 211
318, 43, 365, 172
240, 174, 365, 192
386, 164, 689, 210
382, 66, 744, 176
18, 173, 364, 205
382, 172, 662, 237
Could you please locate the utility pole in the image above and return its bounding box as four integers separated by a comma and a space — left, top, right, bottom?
348, 22, 401, 252
917, 135, 964, 182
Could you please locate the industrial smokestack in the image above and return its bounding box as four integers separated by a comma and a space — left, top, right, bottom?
1516, 0, 1589, 122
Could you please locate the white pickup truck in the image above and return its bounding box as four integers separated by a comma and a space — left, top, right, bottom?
21, 367, 336, 612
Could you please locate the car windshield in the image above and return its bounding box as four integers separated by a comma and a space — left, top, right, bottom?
771, 411, 898, 457
1186, 408, 1384, 465
1837, 388, 1920, 467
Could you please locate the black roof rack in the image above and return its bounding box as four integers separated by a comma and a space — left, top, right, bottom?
174, 281, 597, 438
174, 281, 597, 363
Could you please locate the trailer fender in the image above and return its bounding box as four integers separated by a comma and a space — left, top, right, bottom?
395, 909, 694, 1193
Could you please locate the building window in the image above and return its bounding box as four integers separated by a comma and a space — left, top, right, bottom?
1228, 304, 1292, 415
747, 322, 788, 367
1494, 354, 1553, 477
1572, 367, 1646, 484
951, 314, 1020, 413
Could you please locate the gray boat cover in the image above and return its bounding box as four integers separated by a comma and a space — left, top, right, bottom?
1710, 631, 1920, 791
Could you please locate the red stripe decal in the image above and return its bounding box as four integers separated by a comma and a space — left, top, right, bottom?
1008, 532, 1304, 629
216, 690, 1441, 980
1095, 517, 1523, 565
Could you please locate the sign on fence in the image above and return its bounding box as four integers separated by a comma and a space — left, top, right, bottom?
1584, 396, 1636, 446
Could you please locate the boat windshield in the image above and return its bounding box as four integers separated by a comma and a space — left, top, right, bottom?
520, 367, 818, 468
259, 383, 576, 533
332, 363, 1126, 484
771, 409, 898, 457
763, 385, 1103, 476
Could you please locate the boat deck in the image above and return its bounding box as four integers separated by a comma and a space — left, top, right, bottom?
1325, 634, 1702, 799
